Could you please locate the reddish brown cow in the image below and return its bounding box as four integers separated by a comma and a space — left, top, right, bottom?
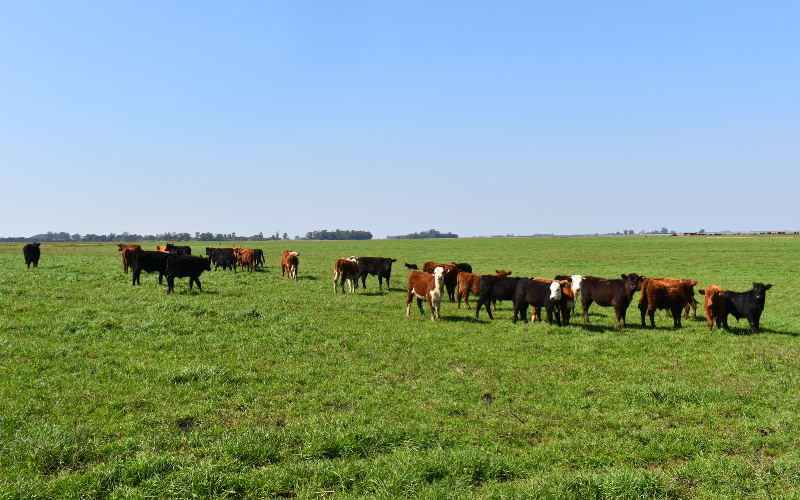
422, 261, 461, 302
117, 244, 141, 273
281, 250, 299, 280
638, 277, 699, 324
456, 270, 512, 310
234, 248, 256, 271
639, 279, 698, 328
333, 257, 359, 293
406, 267, 446, 321
533, 278, 575, 325
155, 246, 169, 253
698, 285, 726, 331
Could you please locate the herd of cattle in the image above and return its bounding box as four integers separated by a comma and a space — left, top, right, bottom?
19, 243, 773, 333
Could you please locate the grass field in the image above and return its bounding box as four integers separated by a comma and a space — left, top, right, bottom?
1, 236, 799, 499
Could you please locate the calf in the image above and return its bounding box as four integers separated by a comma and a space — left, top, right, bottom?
452, 262, 473, 273
206, 248, 238, 271
131, 250, 170, 286
165, 255, 212, 294
640, 277, 699, 321
164, 243, 192, 255
555, 275, 583, 314
404, 263, 418, 270
533, 278, 574, 325
281, 250, 299, 280
639, 279, 698, 328
475, 275, 522, 320
22, 242, 41, 268
357, 257, 396, 291
234, 248, 257, 271
253, 249, 265, 268
698, 286, 726, 331
406, 267, 446, 321
422, 261, 461, 302
722, 282, 773, 333
333, 257, 360, 293
581, 273, 645, 329
118, 244, 142, 274
513, 279, 563, 325
457, 270, 512, 310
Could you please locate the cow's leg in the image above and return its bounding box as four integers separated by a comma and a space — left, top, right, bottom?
195, 277, 202, 291
582, 298, 593, 324
546, 305, 554, 325
639, 302, 647, 326
648, 308, 656, 328
672, 307, 682, 328
485, 298, 494, 320
428, 297, 436, 321
492, 298, 497, 311
406, 292, 413, 317
334, 272, 339, 294
417, 297, 425, 317
167, 277, 174, 294
378, 273, 383, 291
555, 307, 562, 327
158, 272, 164, 285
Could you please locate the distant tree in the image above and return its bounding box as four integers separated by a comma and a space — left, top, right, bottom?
660, 227, 669, 234
283, 232, 289, 240
699, 229, 706, 234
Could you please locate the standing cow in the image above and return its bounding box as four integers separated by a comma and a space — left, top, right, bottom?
22, 242, 41, 268
513, 279, 563, 326
357, 257, 396, 291
334, 257, 360, 293
117, 244, 142, 273
281, 250, 299, 280
406, 267, 446, 321
638, 279, 697, 328
165, 255, 212, 294
698, 285, 726, 331
722, 282, 773, 333
581, 273, 645, 329
422, 262, 461, 302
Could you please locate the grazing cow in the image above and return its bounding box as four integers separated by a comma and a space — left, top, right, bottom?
253, 249, 265, 268
533, 278, 575, 325
22, 242, 41, 268
404, 263, 418, 270
164, 243, 191, 255
117, 244, 142, 274
334, 257, 360, 293
640, 277, 699, 321
206, 248, 238, 271
234, 248, 257, 271
555, 275, 584, 313
475, 275, 522, 320
513, 279, 563, 325
422, 262, 461, 302
638, 279, 698, 328
131, 250, 170, 286
581, 274, 645, 329
356, 257, 396, 291
165, 255, 212, 294
457, 270, 512, 310
722, 282, 773, 333
406, 267, 446, 321
281, 250, 299, 280
698, 285, 726, 331
452, 262, 473, 273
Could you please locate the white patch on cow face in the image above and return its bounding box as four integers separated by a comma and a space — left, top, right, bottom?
570, 275, 583, 292
347, 256, 357, 262
549, 281, 562, 300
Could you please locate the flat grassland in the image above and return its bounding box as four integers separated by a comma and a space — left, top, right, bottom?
1, 236, 798, 499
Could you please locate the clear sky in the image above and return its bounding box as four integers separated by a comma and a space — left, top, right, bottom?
1, 1, 798, 238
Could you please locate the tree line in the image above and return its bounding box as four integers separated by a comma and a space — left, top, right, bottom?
0, 229, 373, 243
386, 229, 458, 239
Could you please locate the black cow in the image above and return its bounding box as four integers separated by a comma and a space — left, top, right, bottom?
22, 242, 41, 268
581, 273, 645, 329
404, 263, 418, 270
723, 282, 773, 333
132, 250, 170, 285
452, 262, 473, 273
165, 255, 212, 294
253, 249, 265, 268
357, 257, 397, 291
513, 279, 563, 325
165, 243, 192, 255
206, 248, 238, 271
475, 275, 522, 320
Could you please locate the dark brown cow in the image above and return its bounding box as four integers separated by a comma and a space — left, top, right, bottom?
334, 257, 359, 293
422, 261, 461, 302
698, 285, 726, 331
581, 274, 645, 329
639, 279, 698, 328
533, 278, 575, 325
456, 270, 512, 310
406, 267, 446, 321
117, 244, 141, 274
281, 250, 299, 280
641, 277, 699, 321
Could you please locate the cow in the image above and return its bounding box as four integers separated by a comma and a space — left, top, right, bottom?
234, 248, 257, 271
475, 275, 522, 320
555, 275, 583, 314
164, 243, 191, 255
253, 249, 265, 268
513, 279, 563, 325
165, 255, 212, 294
131, 250, 170, 286
638, 278, 698, 328
640, 277, 699, 321
117, 244, 142, 274
155, 246, 169, 253
22, 242, 41, 268
404, 263, 418, 270
422, 261, 461, 302
722, 282, 773, 333
406, 267, 446, 321
334, 257, 360, 293
580, 273, 645, 329
356, 257, 396, 291
532, 278, 575, 325
206, 248, 238, 271
698, 285, 726, 331
281, 250, 299, 280
452, 262, 473, 273
456, 270, 512, 310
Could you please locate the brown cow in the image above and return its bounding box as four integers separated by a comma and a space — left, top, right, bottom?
406, 267, 446, 321
333, 257, 359, 293
639, 279, 698, 328
456, 270, 512, 310
698, 285, 726, 331
155, 245, 169, 253
422, 261, 461, 302
281, 250, 299, 280
638, 277, 699, 324
533, 278, 575, 325
117, 244, 141, 273
234, 248, 256, 271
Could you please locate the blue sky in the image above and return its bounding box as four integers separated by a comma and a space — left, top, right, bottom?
1, 1, 798, 238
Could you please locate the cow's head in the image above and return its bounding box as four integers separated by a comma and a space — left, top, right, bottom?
203, 257, 212, 271
753, 282, 772, 303
549, 281, 563, 301
433, 266, 445, 287
347, 256, 358, 262
621, 273, 645, 296
495, 270, 512, 276
570, 275, 583, 292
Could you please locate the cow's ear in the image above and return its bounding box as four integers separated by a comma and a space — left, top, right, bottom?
621, 274, 628, 280
765, 284, 773, 290
753, 282, 757, 288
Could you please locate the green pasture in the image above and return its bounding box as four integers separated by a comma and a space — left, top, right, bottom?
1, 236, 798, 499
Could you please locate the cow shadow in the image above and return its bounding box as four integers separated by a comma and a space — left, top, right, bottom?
299, 276, 318, 281
356, 292, 385, 297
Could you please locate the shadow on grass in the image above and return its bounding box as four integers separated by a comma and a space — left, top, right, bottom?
298, 276, 318, 281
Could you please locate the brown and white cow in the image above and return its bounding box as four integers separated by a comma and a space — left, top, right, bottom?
533, 278, 575, 325
639, 279, 698, 328
406, 267, 446, 321
698, 285, 726, 331
422, 261, 461, 302
456, 270, 512, 310
333, 257, 359, 294
281, 250, 299, 280
117, 244, 142, 273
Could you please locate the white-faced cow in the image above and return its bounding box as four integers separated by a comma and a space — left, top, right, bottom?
334, 257, 360, 294
406, 267, 446, 321
513, 279, 563, 326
